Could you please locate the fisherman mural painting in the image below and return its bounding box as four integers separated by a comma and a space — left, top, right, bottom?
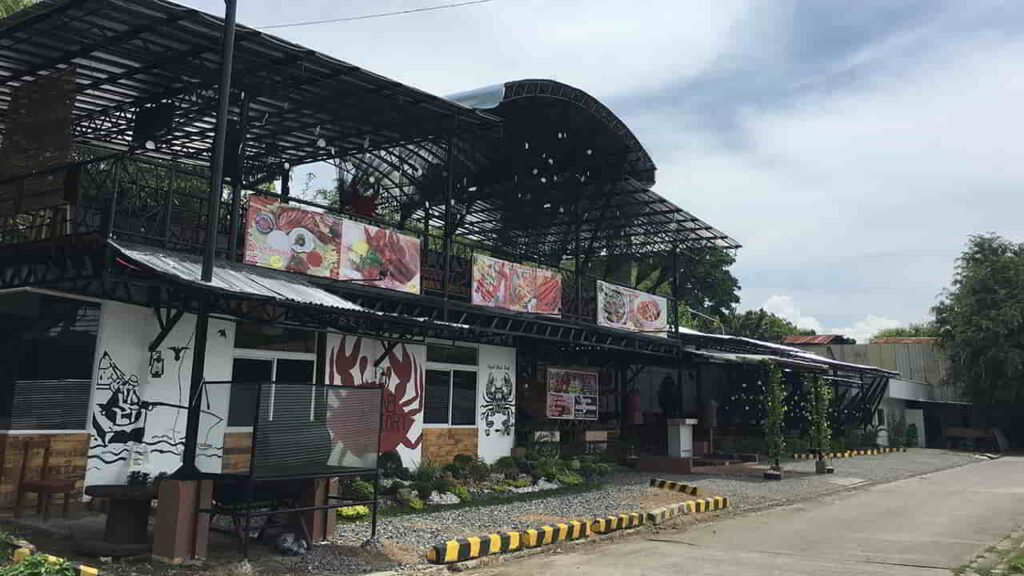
85, 304, 232, 486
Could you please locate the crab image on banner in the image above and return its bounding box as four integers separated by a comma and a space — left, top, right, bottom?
326, 333, 425, 469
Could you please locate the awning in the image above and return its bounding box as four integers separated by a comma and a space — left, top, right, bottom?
688, 349, 830, 373
113, 240, 366, 312
110, 240, 470, 339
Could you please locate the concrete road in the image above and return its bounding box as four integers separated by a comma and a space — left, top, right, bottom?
475, 457, 1024, 576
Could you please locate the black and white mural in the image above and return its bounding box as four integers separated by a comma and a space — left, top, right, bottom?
86, 302, 233, 486
476, 345, 516, 462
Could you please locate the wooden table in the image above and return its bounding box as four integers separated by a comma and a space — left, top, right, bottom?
81, 484, 157, 556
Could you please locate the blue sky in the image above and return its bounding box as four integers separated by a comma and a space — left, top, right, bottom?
182, 0, 1024, 342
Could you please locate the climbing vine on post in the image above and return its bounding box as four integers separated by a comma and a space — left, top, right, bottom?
809, 375, 832, 460
762, 360, 786, 472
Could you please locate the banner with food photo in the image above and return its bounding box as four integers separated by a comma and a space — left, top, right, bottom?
243, 195, 342, 278
596, 280, 669, 336
339, 220, 421, 294
471, 254, 562, 315
545, 367, 599, 420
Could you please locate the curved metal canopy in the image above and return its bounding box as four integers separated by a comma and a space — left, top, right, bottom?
352, 79, 738, 265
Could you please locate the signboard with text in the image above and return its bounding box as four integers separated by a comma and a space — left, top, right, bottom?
471, 254, 561, 315
546, 367, 599, 421
596, 280, 668, 336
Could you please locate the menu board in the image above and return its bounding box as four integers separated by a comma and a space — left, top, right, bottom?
244, 196, 421, 294
244, 195, 342, 278
339, 220, 421, 294
472, 254, 561, 315
596, 280, 668, 336
546, 367, 599, 421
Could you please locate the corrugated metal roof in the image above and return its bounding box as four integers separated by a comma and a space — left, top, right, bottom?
112, 241, 365, 312
782, 334, 852, 345
872, 337, 939, 344
688, 350, 830, 372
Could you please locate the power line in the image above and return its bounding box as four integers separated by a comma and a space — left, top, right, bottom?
259, 0, 496, 30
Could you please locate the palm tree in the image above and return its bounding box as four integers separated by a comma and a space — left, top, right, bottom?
0, 0, 35, 19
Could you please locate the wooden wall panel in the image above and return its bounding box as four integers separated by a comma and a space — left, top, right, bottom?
0, 433, 89, 508
422, 428, 478, 464
222, 431, 252, 475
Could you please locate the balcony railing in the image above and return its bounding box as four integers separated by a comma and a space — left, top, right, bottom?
0, 150, 680, 332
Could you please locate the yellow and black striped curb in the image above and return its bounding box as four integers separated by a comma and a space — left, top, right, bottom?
649, 478, 703, 495
590, 512, 645, 534
646, 496, 729, 524
426, 531, 524, 564
524, 520, 590, 548
792, 447, 907, 460
10, 542, 103, 576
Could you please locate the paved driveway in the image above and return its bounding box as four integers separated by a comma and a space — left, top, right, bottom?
474, 457, 1024, 576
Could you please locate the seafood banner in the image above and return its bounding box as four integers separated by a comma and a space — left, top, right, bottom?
244, 195, 342, 278
596, 280, 669, 336
339, 220, 421, 294
471, 254, 562, 315
546, 367, 598, 420
244, 196, 421, 294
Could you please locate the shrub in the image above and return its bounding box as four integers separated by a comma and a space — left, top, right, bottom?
1, 553, 77, 576
407, 497, 425, 511
762, 361, 786, 470
412, 480, 433, 500
432, 474, 454, 494
382, 479, 408, 496
534, 457, 565, 482
580, 461, 611, 480
491, 484, 509, 493
443, 462, 465, 480
467, 459, 491, 482
452, 485, 472, 502
337, 505, 370, 522
507, 478, 532, 488
554, 472, 583, 486
566, 458, 581, 471
906, 423, 919, 447
493, 456, 520, 479
345, 478, 375, 502
413, 461, 440, 483
452, 453, 476, 469
378, 451, 410, 480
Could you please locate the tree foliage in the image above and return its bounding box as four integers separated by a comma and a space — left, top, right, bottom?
933, 234, 1024, 404
722, 308, 815, 342
762, 361, 786, 470
0, 0, 35, 18
870, 322, 938, 342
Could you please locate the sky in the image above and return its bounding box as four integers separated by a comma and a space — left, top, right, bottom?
181, 0, 1024, 343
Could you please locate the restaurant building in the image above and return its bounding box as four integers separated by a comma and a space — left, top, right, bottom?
0, 0, 896, 560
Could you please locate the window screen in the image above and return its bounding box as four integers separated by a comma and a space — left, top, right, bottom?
228, 358, 271, 427
424, 370, 450, 424
451, 370, 477, 425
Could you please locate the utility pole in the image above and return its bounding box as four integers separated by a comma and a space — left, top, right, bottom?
179, 0, 238, 476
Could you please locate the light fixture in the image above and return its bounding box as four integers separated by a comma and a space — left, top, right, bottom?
524, 141, 529, 150
144, 140, 156, 150
317, 138, 326, 148
586, 149, 593, 156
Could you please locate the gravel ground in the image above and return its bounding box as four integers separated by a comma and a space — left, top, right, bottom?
334, 448, 979, 559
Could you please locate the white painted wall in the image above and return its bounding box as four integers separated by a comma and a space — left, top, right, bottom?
85, 301, 234, 486
325, 333, 426, 469
476, 345, 516, 463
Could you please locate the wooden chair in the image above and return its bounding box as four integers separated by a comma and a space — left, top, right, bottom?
15, 438, 76, 521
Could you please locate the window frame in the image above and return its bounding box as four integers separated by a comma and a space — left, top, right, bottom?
228, 349, 316, 430
424, 360, 478, 428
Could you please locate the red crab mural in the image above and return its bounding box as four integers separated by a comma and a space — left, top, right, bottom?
327, 335, 423, 454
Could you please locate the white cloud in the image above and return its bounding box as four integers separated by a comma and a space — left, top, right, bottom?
757, 295, 901, 344
180, 0, 750, 99
761, 295, 823, 333
655, 35, 1024, 328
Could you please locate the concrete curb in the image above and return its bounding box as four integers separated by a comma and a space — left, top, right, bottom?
792, 447, 906, 460
646, 496, 728, 525
424, 492, 730, 564
649, 478, 703, 495
6, 537, 104, 576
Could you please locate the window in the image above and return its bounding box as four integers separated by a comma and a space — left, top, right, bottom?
0, 292, 99, 430
234, 324, 316, 353
427, 344, 478, 365
876, 408, 886, 428
424, 369, 477, 426
228, 356, 315, 427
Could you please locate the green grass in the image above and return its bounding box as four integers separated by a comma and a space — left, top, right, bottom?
1007, 552, 1024, 574
378, 482, 605, 518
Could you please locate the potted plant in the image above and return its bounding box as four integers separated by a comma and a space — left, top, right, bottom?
808, 375, 833, 474
762, 361, 786, 480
